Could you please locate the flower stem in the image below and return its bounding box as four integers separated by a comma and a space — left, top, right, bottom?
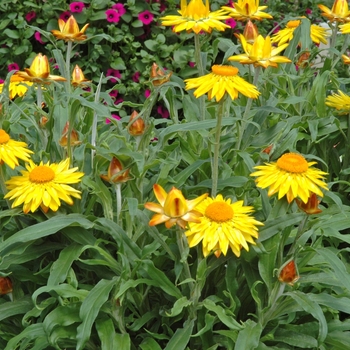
211, 97, 226, 197
91, 73, 103, 167
235, 66, 261, 151
194, 33, 206, 121
332, 32, 350, 69
66, 41, 72, 91
36, 84, 43, 108
115, 183, 122, 225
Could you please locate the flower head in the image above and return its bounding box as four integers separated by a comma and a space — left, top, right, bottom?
106, 9, 121, 23
51, 15, 89, 42
100, 157, 130, 184
25, 11, 36, 22
296, 192, 322, 215
160, 0, 230, 34
318, 0, 350, 23
251, 152, 328, 203
14, 53, 66, 84
71, 64, 90, 87
112, 3, 126, 16
106, 114, 121, 124
325, 90, 350, 113
145, 184, 208, 229
5, 158, 84, 213
150, 62, 172, 86
8, 63, 19, 72
0, 129, 33, 169
228, 35, 291, 68
278, 260, 299, 286
107, 68, 121, 83
128, 110, 145, 136
70, 2, 85, 13
132, 71, 140, 82
139, 10, 154, 25
185, 65, 260, 102
34, 31, 45, 44
185, 194, 263, 257
342, 54, 350, 64
0, 277, 13, 295
271, 19, 330, 46
0, 75, 33, 99
223, 0, 273, 21
59, 11, 71, 22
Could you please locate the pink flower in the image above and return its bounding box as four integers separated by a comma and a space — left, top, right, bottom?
157, 105, 169, 119
34, 31, 44, 44
144, 89, 151, 98
139, 11, 153, 25
106, 114, 121, 124
106, 9, 121, 23
225, 18, 236, 29
112, 3, 126, 16
188, 61, 195, 68
226, 0, 234, 7
70, 2, 85, 13
25, 11, 36, 22
106, 68, 121, 83
59, 11, 71, 22
0, 79, 4, 84
115, 97, 123, 105
8, 63, 19, 72
132, 71, 140, 82
109, 89, 119, 98
305, 8, 312, 16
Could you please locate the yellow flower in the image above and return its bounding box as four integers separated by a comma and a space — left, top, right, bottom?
160, 0, 230, 34
318, 0, 350, 23
222, 0, 273, 21
325, 90, 350, 112
339, 21, 350, 33
51, 15, 89, 41
5, 158, 84, 213
71, 65, 90, 87
342, 54, 350, 64
0, 75, 33, 99
144, 184, 208, 229
251, 152, 328, 203
228, 35, 291, 68
184, 65, 260, 102
185, 194, 263, 258
14, 53, 66, 84
0, 129, 33, 169
271, 19, 330, 46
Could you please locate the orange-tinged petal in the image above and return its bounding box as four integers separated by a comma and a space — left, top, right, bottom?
163, 187, 188, 217
153, 184, 168, 206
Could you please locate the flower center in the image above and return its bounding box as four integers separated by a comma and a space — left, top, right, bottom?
0, 129, 10, 144
276, 153, 308, 173
205, 202, 234, 222
212, 65, 239, 76
287, 20, 301, 28
29, 165, 55, 183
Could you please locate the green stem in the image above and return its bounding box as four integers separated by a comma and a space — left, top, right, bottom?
115, 183, 122, 225
332, 33, 350, 69
287, 214, 309, 259
194, 33, 206, 121
66, 41, 73, 91
211, 98, 226, 197
235, 66, 261, 151
36, 84, 43, 108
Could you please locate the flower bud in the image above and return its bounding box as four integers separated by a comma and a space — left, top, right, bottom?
278, 260, 299, 286
243, 20, 259, 44
100, 157, 130, 183
128, 110, 145, 136
71, 64, 90, 87
59, 121, 81, 147
150, 62, 172, 86
295, 192, 322, 215
0, 277, 13, 295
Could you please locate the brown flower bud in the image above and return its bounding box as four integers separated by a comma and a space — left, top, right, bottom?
150, 63, 172, 86
128, 110, 145, 136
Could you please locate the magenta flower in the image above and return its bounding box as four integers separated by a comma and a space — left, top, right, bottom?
225, 18, 237, 29
109, 89, 119, 98
106, 114, 121, 124
59, 11, 71, 22
25, 11, 36, 22
305, 8, 312, 16
106, 68, 121, 83
144, 89, 151, 98
70, 2, 85, 13
157, 105, 169, 119
0, 79, 4, 84
139, 11, 153, 25
106, 9, 121, 23
112, 3, 126, 16
34, 32, 44, 44
188, 61, 195, 68
132, 71, 140, 82
8, 63, 19, 72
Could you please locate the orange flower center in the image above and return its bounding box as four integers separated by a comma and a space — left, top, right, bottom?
212, 65, 239, 76
205, 201, 234, 222
276, 153, 308, 173
287, 20, 301, 28
29, 165, 55, 183
0, 129, 10, 144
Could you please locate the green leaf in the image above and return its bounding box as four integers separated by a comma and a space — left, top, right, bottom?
0, 297, 33, 322
140, 337, 162, 350
164, 319, 194, 350
234, 319, 262, 350
5, 324, 47, 350
76, 278, 117, 350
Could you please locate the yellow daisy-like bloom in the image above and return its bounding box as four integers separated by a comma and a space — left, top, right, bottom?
271, 19, 330, 46
342, 54, 350, 64
325, 90, 350, 112
251, 152, 328, 203
318, 0, 350, 23
339, 21, 350, 33
0, 129, 33, 169
51, 15, 89, 42
0, 75, 33, 99
5, 158, 84, 214
185, 194, 263, 258
222, 0, 273, 21
228, 35, 291, 68
144, 184, 208, 229
160, 0, 230, 34
184, 65, 260, 102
